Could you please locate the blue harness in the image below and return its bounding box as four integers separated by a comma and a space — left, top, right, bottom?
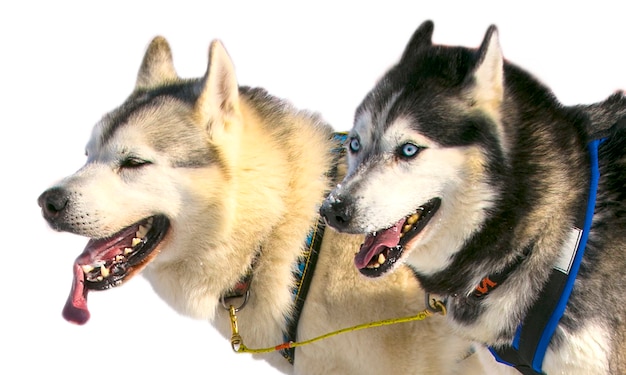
489, 135, 608, 374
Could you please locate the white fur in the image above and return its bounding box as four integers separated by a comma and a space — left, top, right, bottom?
42, 36, 492, 374
542, 323, 611, 375
343, 117, 496, 275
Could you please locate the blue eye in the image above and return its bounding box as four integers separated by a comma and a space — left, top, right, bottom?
399, 143, 421, 158
349, 137, 360, 153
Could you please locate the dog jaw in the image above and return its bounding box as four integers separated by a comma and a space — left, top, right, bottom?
356, 198, 441, 277
62, 215, 170, 324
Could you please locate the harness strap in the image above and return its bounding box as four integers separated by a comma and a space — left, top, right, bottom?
280, 131, 348, 364
489, 135, 606, 374
280, 217, 325, 363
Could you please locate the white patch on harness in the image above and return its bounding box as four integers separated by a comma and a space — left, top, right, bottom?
553, 228, 582, 275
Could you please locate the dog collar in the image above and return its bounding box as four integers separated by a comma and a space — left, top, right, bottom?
218, 220, 324, 365
470, 249, 530, 299
220, 250, 260, 311
222, 132, 347, 365
488, 135, 606, 375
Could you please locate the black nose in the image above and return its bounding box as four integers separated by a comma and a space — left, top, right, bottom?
38, 187, 69, 221
319, 197, 353, 232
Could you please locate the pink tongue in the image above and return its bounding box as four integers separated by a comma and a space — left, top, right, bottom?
61, 228, 136, 325
354, 218, 404, 269
62, 263, 90, 325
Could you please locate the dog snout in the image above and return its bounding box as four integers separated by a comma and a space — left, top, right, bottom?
38, 187, 69, 222
320, 197, 354, 232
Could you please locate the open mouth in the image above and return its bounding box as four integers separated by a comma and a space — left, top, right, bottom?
355, 198, 441, 278
62, 215, 170, 325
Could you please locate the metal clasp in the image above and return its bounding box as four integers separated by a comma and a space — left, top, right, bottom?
220, 289, 250, 312
220, 290, 250, 353
425, 293, 447, 315
228, 305, 243, 352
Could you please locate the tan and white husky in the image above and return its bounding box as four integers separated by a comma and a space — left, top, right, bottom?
38, 36, 490, 374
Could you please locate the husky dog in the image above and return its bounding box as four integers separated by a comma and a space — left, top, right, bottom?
320, 20, 626, 375
37, 36, 489, 374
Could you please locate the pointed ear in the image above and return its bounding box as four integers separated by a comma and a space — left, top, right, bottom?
470, 25, 504, 110
194, 39, 241, 140
399, 20, 434, 63
135, 36, 179, 89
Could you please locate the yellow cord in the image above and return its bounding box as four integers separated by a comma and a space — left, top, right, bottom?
229, 299, 446, 355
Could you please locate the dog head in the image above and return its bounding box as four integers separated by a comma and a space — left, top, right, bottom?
38, 37, 245, 324
320, 21, 507, 278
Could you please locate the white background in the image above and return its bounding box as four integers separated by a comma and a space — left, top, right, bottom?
2, 1, 624, 374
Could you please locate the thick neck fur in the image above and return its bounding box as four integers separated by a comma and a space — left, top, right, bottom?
216, 90, 336, 337
145, 88, 336, 366
419, 63, 591, 345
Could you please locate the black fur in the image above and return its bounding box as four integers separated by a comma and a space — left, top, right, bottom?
326, 20, 626, 373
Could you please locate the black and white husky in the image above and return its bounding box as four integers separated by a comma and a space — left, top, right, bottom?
321, 20, 626, 374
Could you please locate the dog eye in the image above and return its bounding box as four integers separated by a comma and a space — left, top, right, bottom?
120, 157, 151, 169
348, 137, 360, 153
398, 143, 422, 159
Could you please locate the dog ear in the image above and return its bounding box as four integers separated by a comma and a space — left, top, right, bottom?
399, 20, 434, 63
194, 39, 241, 140
135, 36, 179, 89
468, 25, 504, 114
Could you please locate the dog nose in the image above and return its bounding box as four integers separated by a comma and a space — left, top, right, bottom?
319, 198, 353, 231
38, 187, 69, 221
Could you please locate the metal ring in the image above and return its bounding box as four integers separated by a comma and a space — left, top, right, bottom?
220, 289, 250, 312
425, 293, 446, 314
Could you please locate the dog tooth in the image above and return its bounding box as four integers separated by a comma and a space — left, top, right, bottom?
124, 247, 133, 255
147, 217, 154, 225
378, 253, 386, 264
131, 237, 142, 247
136, 225, 148, 238
96, 276, 103, 281
81, 265, 94, 273
407, 214, 419, 225
101, 266, 110, 278
115, 254, 125, 262
403, 224, 412, 233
